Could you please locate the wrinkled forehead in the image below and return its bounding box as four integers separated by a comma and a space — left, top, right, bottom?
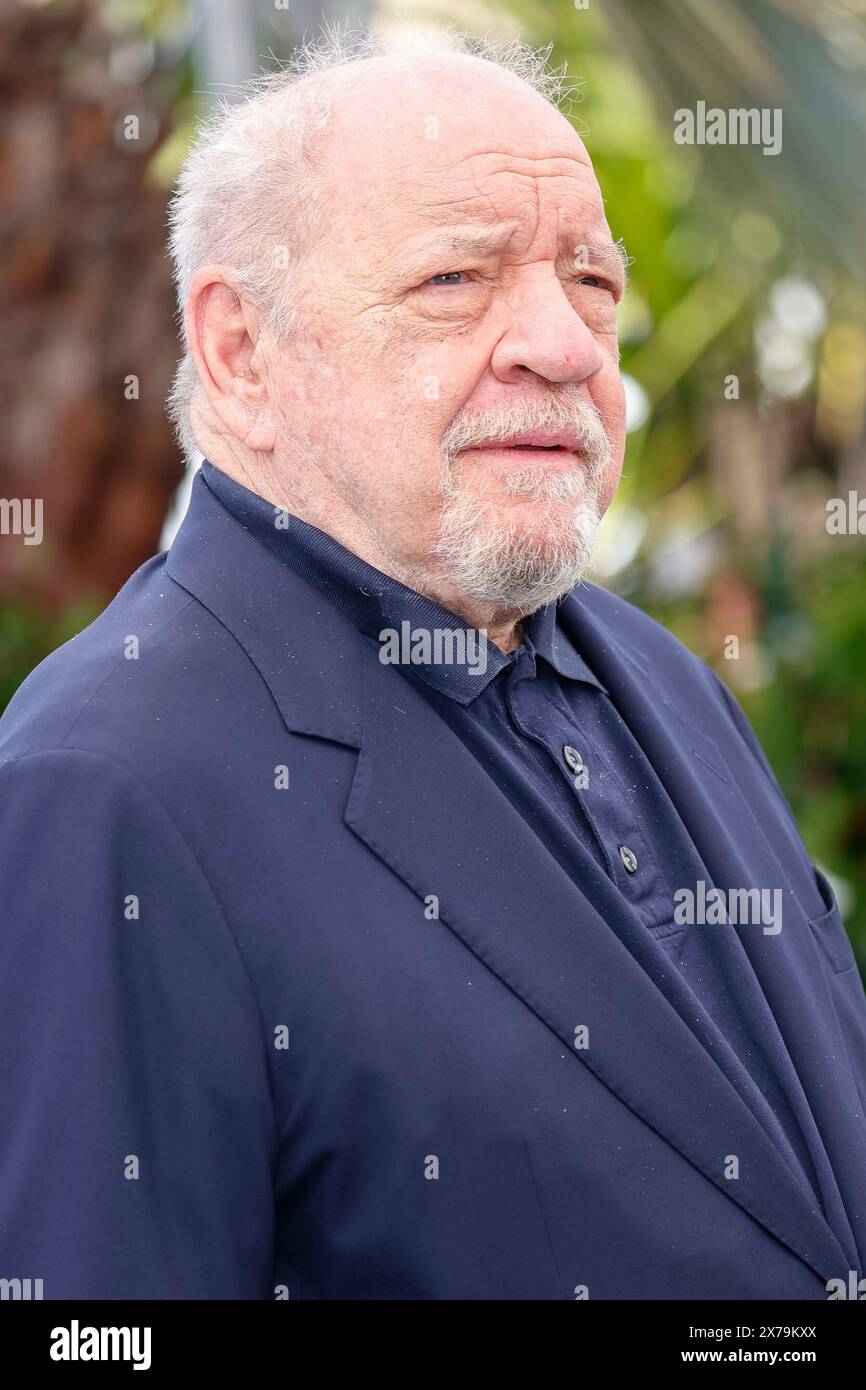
310, 56, 607, 246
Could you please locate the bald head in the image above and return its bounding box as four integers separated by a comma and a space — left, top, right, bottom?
304, 52, 609, 281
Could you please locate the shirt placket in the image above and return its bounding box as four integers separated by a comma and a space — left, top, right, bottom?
504, 659, 662, 917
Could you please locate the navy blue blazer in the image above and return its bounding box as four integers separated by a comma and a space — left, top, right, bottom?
1, 468, 865, 1300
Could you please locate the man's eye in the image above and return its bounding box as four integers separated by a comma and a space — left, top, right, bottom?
575, 275, 605, 288
424, 271, 467, 287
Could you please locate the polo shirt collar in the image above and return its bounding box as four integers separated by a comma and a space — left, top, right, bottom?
199, 458, 606, 704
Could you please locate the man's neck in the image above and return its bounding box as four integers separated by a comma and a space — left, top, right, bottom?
205, 453, 527, 655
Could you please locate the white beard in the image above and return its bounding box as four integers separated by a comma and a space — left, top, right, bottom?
433, 400, 611, 611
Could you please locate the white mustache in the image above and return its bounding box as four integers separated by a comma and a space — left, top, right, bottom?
441, 399, 611, 472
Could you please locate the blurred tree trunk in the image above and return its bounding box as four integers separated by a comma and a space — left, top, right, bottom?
0, 0, 184, 612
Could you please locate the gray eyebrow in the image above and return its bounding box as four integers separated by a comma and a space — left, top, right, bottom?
578, 239, 631, 289
433, 229, 520, 257
414, 228, 631, 289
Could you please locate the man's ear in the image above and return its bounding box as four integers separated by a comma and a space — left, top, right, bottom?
184, 266, 276, 452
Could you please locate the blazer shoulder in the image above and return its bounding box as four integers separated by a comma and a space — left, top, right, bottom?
572, 579, 707, 657
569, 580, 730, 711
0, 553, 249, 772
570, 579, 663, 636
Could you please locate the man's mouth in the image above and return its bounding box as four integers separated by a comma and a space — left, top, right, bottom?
461, 443, 579, 460
460, 429, 585, 458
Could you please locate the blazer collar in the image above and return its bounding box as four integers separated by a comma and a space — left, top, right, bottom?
167, 468, 365, 749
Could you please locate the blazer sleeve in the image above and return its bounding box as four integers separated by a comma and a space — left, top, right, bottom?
0, 747, 276, 1299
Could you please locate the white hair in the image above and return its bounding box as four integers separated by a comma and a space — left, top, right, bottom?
165, 21, 581, 461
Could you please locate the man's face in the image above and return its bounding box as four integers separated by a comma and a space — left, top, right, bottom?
266, 60, 628, 612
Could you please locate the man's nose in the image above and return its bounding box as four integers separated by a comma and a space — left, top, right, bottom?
488, 276, 606, 386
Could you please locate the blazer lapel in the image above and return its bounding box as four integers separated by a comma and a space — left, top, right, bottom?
346, 649, 851, 1285
559, 586, 865, 1268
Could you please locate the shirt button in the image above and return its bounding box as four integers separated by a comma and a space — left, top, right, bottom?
562, 744, 584, 774
619, 844, 638, 874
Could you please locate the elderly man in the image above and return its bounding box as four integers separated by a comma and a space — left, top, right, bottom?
1, 30, 864, 1302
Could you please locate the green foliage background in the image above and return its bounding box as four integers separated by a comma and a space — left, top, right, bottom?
3, 0, 865, 965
